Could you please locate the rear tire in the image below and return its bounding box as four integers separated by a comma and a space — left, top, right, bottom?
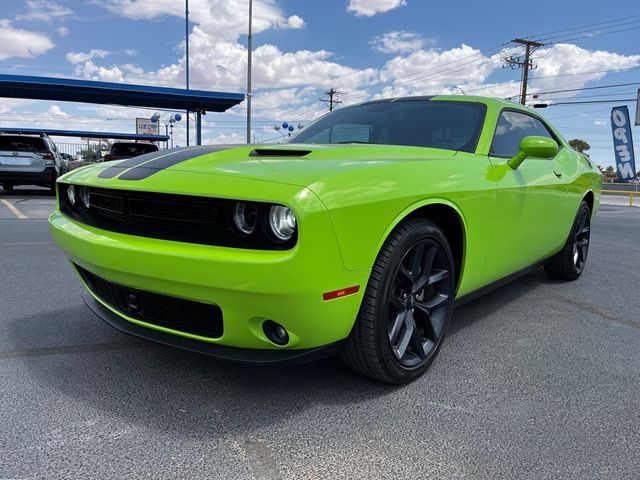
544, 201, 591, 281
341, 218, 456, 384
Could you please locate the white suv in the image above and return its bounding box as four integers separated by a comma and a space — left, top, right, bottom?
0, 133, 68, 193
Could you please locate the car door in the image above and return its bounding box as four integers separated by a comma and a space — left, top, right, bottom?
486, 109, 572, 280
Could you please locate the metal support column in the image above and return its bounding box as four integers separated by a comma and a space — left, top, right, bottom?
196, 110, 202, 145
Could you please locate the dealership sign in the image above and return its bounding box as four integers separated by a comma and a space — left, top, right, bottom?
610, 106, 637, 182
136, 117, 159, 136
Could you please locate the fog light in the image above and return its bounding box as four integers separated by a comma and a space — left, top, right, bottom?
263, 320, 289, 346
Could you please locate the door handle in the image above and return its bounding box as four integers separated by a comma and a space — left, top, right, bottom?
553, 170, 563, 178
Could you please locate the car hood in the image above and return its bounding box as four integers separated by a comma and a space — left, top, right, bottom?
71, 143, 457, 189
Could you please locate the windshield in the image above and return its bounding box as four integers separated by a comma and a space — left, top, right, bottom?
111, 143, 158, 155
0, 136, 49, 153
290, 100, 487, 153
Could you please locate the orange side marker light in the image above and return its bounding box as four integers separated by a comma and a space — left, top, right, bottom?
322, 285, 360, 301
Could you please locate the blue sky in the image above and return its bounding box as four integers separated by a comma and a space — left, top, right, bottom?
0, 0, 639, 167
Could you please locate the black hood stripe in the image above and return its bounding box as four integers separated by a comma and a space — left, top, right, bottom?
117, 145, 237, 181
97, 149, 175, 179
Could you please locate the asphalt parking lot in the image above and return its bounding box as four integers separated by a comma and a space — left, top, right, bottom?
1, 189, 639, 479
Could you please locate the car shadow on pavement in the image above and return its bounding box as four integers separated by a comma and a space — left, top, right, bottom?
6, 269, 546, 441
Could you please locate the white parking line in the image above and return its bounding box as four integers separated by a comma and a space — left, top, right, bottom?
1, 199, 28, 219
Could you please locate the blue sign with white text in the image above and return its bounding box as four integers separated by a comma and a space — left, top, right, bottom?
610, 106, 637, 182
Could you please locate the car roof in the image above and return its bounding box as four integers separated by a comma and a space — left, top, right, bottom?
0, 132, 50, 138
357, 94, 535, 113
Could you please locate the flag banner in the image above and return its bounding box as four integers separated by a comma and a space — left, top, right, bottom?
610, 106, 637, 182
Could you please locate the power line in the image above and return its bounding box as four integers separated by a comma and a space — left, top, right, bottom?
546, 25, 640, 45
548, 98, 637, 106
533, 18, 640, 43
522, 14, 640, 41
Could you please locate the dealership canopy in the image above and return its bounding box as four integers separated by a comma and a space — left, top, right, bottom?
0, 74, 245, 144
0, 127, 169, 142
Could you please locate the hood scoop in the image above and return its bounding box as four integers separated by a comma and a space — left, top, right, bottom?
250, 148, 312, 157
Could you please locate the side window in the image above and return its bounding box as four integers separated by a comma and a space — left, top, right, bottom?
491, 110, 556, 157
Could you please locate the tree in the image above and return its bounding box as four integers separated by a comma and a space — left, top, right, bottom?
568, 138, 591, 156
606, 165, 615, 173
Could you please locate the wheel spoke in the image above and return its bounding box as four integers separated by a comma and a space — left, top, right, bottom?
408, 242, 426, 280
576, 213, 587, 235
413, 303, 436, 341
388, 310, 407, 344
414, 266, 448, 293
394, 311, 415, 359
418, 293, 449, 310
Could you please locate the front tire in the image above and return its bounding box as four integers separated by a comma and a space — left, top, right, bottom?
341, 218, 455, 384
544, 201, 591, 281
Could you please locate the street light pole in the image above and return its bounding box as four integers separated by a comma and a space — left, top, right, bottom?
185, 0, 190, 146
246, 0, 253, 144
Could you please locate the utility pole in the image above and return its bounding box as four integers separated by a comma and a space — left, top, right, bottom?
320, 88, 342, 112
503, 38, 544, 105
246, 0, 253, 144
185, 0, 190, 146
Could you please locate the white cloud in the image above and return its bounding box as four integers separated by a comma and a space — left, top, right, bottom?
375, 44, 501, 99
0, 20, 54, 60
206, 131, 245, 144
73, 60, 125, 82
16, 0, 73, 22
46, 105, 68, 117
56, 26, 69, 36
286, 15, 305, 29
99, 0, 305, 41
66, 49, 112, 64
347, 0, 406, 17
593, 119, 607, 126
371, 31, 429, 54
529, 43, 640, 93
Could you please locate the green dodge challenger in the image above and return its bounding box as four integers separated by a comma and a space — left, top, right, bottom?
49, 95, 601, 383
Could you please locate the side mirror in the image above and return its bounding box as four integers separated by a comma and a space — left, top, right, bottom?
508, 135, 558, 169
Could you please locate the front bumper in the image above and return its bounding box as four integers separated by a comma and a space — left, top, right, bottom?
83, 291, 343, 364
49, 195, 370, 354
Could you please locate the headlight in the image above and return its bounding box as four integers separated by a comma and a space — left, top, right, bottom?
268, 205, 296, 241
79, 187, 91, 209
232, 202, 258, 234
66, 185, 77, 208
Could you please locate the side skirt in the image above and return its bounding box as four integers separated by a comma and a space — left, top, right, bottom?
454, 256, 552, 308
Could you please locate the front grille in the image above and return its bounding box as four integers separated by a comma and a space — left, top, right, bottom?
58, 186, 296, 250
76, 265, 223, 338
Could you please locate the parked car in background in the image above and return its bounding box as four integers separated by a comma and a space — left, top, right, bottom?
0, 133, 68, 192
103, 142, 159, 162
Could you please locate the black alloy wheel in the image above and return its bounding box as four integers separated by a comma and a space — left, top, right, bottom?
388, 239, 451, 367
342, 218, 456, 384
572, 206, 590, 274
544, 201, 591, 281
